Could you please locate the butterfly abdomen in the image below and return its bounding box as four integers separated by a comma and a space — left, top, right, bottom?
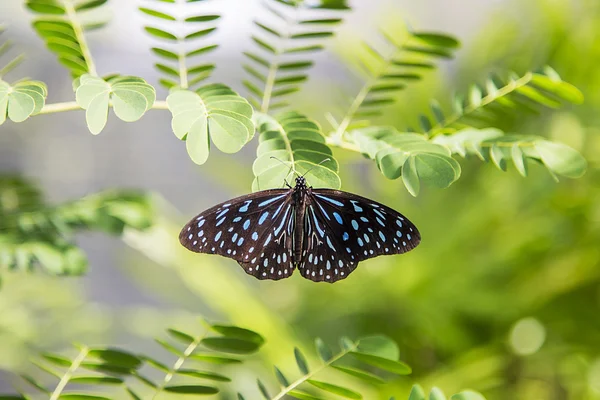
293, 186, 308, 264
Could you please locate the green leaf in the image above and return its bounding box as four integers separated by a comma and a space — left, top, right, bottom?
69, 376, 123, 385
257, 379, 270, 399
413, 32, 460, 48
42, 353, 72, 367
294, 347, 310, 374
408, 385, 426, 400
190, 354, 242, 364
315, 338, 333, 362
87, 348, 142, 369
21, 374, 50, 393
450, 391, 487, 400
469, 85, 482, 107
290, 32, 334, 39
534, 140, 587, 178
167, 329, 195, 344
332, 365, 385, 384
139, 7, 176, 20
211, 325, 265, 345
151, 47, 178, 59
489, 144, 507, 171
356, 335, 399, 360
511, 143, 528, 177
155, 339, 183, 356
26, 1, 66, 14
75, 74, 155, 133
186, 28, 217, 40
274, 366, 289, 387
288, 390, 325, 400
57, 395, 111, 400
307, 380, 362, 399
178, 369, 231, 382
167, 87, 254, 165
164, 385, 219, 395
529, 74, 584, 104
201, 337, 261, 354
0, 80, 47, 124
75, 0, 108, 11
429, 387, 447, 400
253, 112, 340, 190
186, 15, 220, 22
350, 353, 412, 375
144, 26, 177, 40
339, 336, 356, 351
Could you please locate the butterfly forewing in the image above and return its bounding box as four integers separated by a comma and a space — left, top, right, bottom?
298, 189, 420, 283
179, 189, 297, 280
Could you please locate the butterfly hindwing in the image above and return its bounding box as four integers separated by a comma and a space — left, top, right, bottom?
179, 189, 296, 280
298, 189, 421, 283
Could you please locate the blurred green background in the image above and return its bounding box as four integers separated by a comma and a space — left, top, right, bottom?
1, 0, 600, 399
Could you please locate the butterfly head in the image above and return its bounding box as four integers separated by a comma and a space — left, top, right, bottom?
295, 176, 307, 188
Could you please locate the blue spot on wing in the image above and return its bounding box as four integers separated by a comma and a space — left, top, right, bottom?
258, 211, 269, 225
258, 194, 286, 207
333, 212, 343, 225
315, 194, 344, 207
239, 200, 252, 212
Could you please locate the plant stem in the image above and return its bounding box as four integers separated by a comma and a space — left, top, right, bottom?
49, 346, 88, 400
176, 0, 188, 89
38, 100, 169, 115
331, 45, 399, 142
270, 344, 357, 400
260, 6, 298, 113
427, 73, 534, 137
0, 54, 25, 78
151, 333, 206, 399
64, 0, 97, 76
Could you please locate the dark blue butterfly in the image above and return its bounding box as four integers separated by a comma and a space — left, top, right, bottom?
180, 176, 420, 283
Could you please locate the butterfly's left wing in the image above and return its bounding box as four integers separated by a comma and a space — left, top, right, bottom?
298, 189, 420, 283
179, 189, 297, 280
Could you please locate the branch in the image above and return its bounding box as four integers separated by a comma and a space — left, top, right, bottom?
270, 343, 357, 400
260, 7, 297, 113
38, 100, 169, 115
49, 346, 89, 400
63, 0, 97, 76
151, 331, 208, 399
426, 73, 534, 137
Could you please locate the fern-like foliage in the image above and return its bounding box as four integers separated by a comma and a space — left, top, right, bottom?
0, 176, 153, 280
0, 26, 48, 126
432, 128, 587, 180
242, 335, 411, 400
419, 66, 584, 135
243, 0, 347, 113
0, 322, 489, 400
139, 0, 220, 89
0, 321, 264, 399
26, 0, 109, 77
403, 385, 486, 400
253, 111, 340, 190
329, 25, 460, 139
346, 67, 586, 195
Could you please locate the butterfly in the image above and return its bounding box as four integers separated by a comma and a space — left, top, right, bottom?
179, 176, 420, 283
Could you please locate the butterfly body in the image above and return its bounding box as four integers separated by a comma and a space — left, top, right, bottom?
180, 176, 420, 283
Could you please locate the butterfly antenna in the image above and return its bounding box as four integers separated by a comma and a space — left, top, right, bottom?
270, 156, 299, 187
301, 158, 331, 179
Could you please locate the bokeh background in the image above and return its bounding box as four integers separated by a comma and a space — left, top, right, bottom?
1, 0, 600, 398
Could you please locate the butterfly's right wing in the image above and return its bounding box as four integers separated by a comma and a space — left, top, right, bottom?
298, 189, 420, 283
180, 189, 297, 280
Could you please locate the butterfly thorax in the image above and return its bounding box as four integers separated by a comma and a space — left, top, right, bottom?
293, 176, 310, 263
